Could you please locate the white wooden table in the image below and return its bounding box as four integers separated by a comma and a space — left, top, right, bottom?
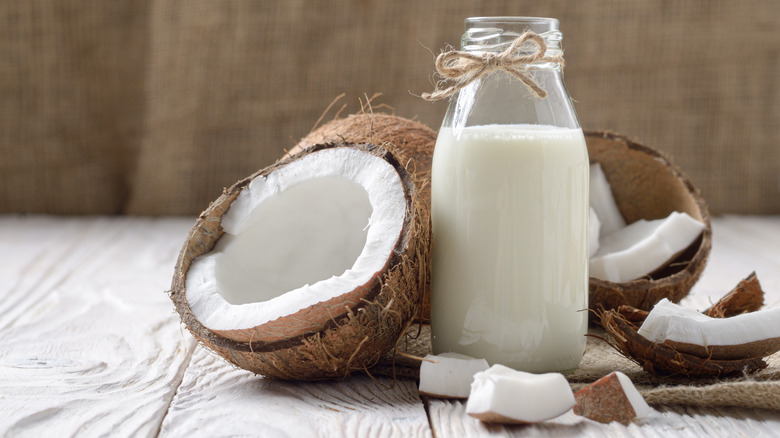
1, 215, 779, 437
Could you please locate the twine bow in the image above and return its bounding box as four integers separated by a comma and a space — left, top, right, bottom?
421, 31, 564, 101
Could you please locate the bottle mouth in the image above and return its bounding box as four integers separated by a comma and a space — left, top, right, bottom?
462, 16, 562, 56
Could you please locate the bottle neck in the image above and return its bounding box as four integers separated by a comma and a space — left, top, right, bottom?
439, 16, 579, 131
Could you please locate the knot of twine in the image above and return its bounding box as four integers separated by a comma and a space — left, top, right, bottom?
422, 31, 564, 101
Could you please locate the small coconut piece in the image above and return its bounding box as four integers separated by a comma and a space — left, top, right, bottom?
574, 371, 653, 425
418, 353, 490, 399
590, 212, 705, 283
589, 207, 601, 258
638, 298, 780, 360
704, 272, 764, 318
466, 365, 575, 424
586, 130, 711, 314
600, 310, 768, 377
170, 143, 429, 380
590, 162, 626, 235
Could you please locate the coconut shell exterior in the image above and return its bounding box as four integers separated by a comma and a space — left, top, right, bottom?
586, 130, 712, 313
170, 142, 431, 380
703, 271, 764, 318
288, 112, 436, 322
573, 373, 638, 425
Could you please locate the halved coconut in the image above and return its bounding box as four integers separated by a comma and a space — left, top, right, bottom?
170, 143, 430, 380
586, 131, 712, 312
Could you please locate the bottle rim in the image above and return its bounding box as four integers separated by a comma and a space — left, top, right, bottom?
465, 16, 559, 30
462, 16, 562, 57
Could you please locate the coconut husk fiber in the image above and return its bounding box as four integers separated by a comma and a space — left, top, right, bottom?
371, 325, 780, 412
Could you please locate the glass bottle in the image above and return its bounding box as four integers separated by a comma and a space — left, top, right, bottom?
429, 17, 588, 373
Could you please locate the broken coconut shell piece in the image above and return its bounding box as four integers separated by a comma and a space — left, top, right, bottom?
703, 271, 764, 318
585, 130, 711, 314
600, 310, 768, 378
638, 298, 780, 361
170, 143, 430, 380
418, 353, 489, 399
466, 365, 575, 424
574, 371, 653, 425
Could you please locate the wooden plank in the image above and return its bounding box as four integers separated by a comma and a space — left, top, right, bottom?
3, 215, 780, 437
0, 216, 197, 437
159, 344, 432, 437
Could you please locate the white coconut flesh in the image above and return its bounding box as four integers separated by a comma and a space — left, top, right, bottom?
638, 298, 780, 347
589, 162, 626, 235
418, 352, 490, 399
613, 372, 653, 419
589, 206, 601, 258
590, 211, 705, 283
185, 147, 407, 332
466, 364, 575, 424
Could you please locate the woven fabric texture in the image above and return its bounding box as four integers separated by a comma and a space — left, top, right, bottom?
1, 1, 778, 215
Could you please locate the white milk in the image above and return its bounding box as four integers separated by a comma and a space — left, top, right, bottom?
430, 124, 589, 373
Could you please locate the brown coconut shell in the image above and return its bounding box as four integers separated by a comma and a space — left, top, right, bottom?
661, 335, 780, 362
703, 271, 764, 318
573, 373, 640, 425
288, 112, 436, 322
170, 143, 431, 380
586, 130, 712, 314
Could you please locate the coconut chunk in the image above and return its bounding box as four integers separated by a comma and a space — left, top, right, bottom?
465, 365, 575, 424
637, 298, 780, 359
574, 371, 653, 425
590, 211, 705, 283
418, 353, 489, 399
589, 207, 601, 258
589, 162, 626, 235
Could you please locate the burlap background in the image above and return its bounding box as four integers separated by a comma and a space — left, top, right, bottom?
1, 1, 779, 215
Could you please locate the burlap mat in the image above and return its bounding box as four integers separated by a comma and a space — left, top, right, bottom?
2, 1, 779, 215
372, 325, 780, 412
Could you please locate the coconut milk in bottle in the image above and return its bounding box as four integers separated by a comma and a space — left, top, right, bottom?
427, 17, 588, 372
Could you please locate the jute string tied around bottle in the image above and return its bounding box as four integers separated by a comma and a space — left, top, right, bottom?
422, 31, 565, 102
